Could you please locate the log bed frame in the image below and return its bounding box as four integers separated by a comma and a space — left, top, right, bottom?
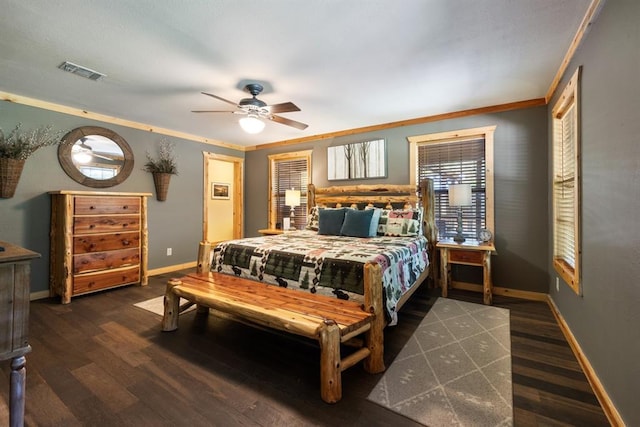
162, 180, 436, 403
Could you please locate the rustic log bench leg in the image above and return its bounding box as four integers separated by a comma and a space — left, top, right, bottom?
362, 314, 385, 374
318, 320, 341, 404
162, 279, 181, 331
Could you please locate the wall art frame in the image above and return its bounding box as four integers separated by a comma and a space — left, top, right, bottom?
327, 138, 387, 180
211, 182, 230, 199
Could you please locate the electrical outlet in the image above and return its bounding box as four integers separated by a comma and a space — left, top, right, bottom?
166, 247, 172, 256
555, 277, 559, 292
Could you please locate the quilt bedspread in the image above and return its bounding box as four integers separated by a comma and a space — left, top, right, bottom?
211, 230, 429, 325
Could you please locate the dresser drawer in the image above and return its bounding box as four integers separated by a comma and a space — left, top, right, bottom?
73, 232, 140, 254
73, 247, 140, 274
74, 196, 141, 215
449, 249, 484, 265
74, 215, 140, 234
73, 266, 140, 295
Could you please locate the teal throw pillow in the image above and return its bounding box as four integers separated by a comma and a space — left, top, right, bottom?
318, 208, 347, 235
340, 208, 375, 238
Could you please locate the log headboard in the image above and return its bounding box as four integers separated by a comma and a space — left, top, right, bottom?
308, 179, 437, 283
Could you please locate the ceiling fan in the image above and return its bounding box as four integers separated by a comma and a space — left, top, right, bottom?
72, 138, 122, 164
192, 83, 308, 133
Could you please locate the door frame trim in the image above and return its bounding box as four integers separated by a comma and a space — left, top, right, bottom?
203, 152, 244, 242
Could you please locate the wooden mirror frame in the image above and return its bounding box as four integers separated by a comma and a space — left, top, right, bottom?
58, 126, 134, 188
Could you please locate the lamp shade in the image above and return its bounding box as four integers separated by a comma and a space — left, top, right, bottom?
239, 115, 266, 134
448, 183, 472, 207
285, 189, 300, 207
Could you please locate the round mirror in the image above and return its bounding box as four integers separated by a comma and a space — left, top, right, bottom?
58, 126, 134, 188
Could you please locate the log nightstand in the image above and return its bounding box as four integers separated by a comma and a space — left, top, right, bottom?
258, 228, 284, 235
437, 239, 496, 305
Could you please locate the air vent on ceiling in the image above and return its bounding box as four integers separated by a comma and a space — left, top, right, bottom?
58, 61, 106, 81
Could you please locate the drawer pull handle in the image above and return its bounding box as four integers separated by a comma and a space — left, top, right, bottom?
123, 205, 128, 210
90, 206, 96, 210
122, 240, 130, 246
89, 224, 95, 229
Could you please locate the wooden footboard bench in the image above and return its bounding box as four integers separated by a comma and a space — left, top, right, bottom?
162, 271, 384, 403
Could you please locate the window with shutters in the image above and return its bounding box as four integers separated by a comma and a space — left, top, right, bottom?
552, 68, 581, 294
409, 126, 495, 241
268, 150, 312, 229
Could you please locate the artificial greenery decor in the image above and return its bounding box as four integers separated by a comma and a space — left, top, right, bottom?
144, 140, 178, 175
0, 123, 66, 159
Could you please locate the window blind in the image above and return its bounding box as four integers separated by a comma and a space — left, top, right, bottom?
553, 103, 577, 270
271, 157, 309, 228
416, 138, 486, 239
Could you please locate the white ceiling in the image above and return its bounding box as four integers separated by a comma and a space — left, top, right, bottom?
0, 0, 593, 149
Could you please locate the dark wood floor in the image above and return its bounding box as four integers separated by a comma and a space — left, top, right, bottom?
0, 270, 610, 426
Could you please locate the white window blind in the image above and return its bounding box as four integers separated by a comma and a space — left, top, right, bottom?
417, 138, 486, 240
270, 154, 310, 229
552, 67, 580, 294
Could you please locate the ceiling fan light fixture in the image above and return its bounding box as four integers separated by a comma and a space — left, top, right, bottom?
73, 150, 92, 164
239, 115, 265, 134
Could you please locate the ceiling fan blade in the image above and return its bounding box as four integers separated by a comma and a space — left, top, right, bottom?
192, 110, 247, 116
93, 153, 122, 161
269, 102, 300, 114
270, 114, 308, 130
191, 110, 236, 113
201, 92, 238, 107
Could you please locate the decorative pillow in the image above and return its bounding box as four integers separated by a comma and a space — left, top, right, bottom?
305, 206, 320, 231
376, 208, 392, 235
384, 209, 422, 237
368, 208, 382, 237
340, 208, 375, 238
318, 208, 347, 235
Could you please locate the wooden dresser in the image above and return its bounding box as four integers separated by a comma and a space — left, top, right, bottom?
49, 191, 151, 304
0, 241, 40, 427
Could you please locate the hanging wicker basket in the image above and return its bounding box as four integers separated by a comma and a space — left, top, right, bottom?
0, 158, 26, 199
152, 172, 172, 201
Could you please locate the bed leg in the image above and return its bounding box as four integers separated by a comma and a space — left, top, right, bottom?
363, 262, 385, 373
363, 314, 385, 373
162, 279, 181, 331
319, 320, 341, 403
196, 305, 209, 315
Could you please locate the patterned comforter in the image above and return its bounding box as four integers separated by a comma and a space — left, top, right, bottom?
211, 230, 429, 325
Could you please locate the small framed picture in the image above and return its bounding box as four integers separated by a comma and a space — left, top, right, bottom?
211, 182, 230, 199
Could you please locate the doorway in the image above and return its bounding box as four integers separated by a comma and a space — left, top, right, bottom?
203, 152, 244, 244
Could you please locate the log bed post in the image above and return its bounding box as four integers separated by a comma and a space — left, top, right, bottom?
197, 241, 212, 274
308, 183, 317, 213
420, 179, 437, 286
362, 262, 385, 373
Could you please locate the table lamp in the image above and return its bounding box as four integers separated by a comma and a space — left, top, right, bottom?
449, 183, 472, 243
285, 188, 301, 230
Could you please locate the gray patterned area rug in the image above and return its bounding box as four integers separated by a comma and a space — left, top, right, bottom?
368, 298, 512, 426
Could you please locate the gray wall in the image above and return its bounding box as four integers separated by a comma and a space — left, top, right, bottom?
548, 0, 639, 424
0, 101, 243, 294
246, 106, 549, 293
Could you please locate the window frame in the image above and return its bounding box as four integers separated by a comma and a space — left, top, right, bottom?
409, 126, 495, 240
552, 67, 581, 295
268, 150, 312, 230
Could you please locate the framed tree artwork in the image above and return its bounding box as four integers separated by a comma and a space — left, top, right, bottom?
327, 139, 387, 180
